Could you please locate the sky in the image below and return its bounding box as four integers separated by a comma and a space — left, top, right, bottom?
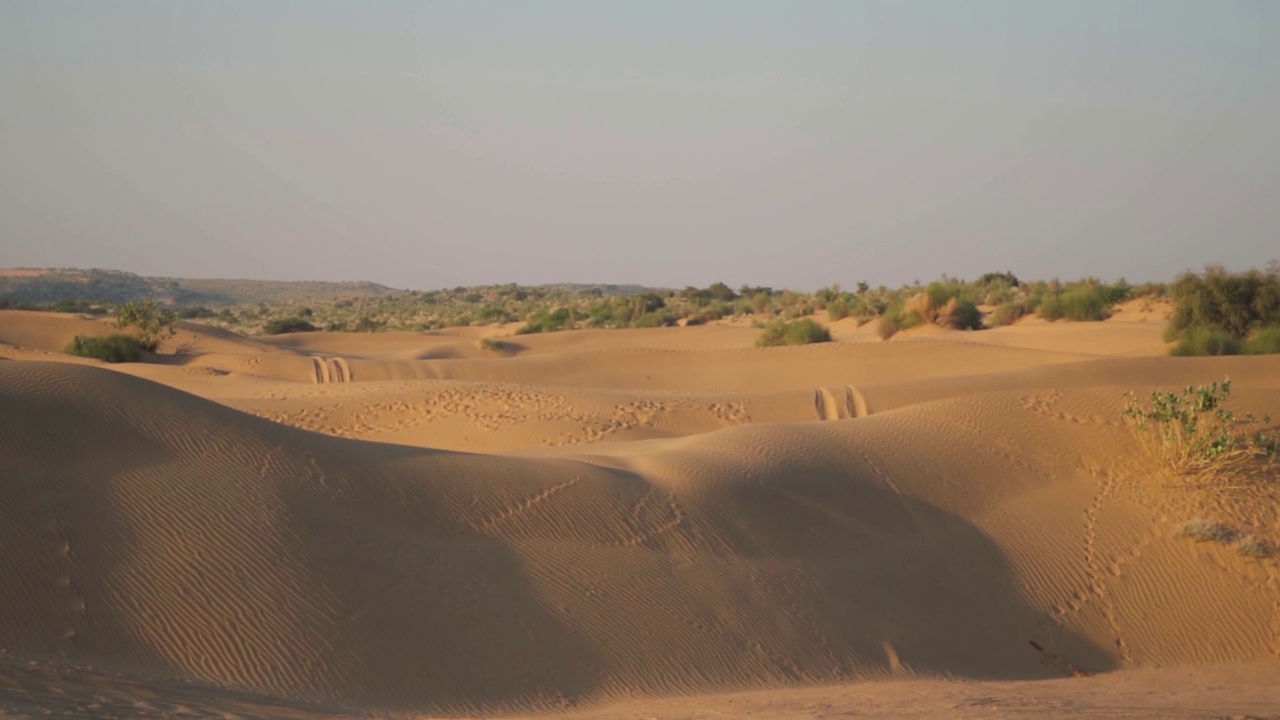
1, 1, 1277, 291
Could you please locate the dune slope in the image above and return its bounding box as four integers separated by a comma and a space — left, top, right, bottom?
3, 360, 1278, 715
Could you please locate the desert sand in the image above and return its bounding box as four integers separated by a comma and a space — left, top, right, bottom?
1, 303, 1278, 719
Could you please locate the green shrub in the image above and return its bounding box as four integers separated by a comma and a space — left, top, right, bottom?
756, 318, 832, 347
114, 297, 177, 350
1167, 265, 1280, 341
939, 298, 982, 330
1122, 379, 1278, 484
1038, 287, 1110, 321
1170, 328, 1242, 356
65, 334, 143, 363
633, 310, 674, 328
1243, 327, 1280, 355
263, 317, 318, 335
517, 307, 574, 334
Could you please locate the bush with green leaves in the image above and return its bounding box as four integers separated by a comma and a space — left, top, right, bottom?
1169, 327, 1241, 357
1164, 265, 1280, 355
114, 297, 177, 350
756, 318, 832, 347
1168, 322, 1280, 357
518, 307, 574, 334
65, 334, 143, 363
1122, 379, 1278, 485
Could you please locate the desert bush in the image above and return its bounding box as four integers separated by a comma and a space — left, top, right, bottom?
1169, 326, 1280, 356
477, 337, 513, 353
1169, 328, 1242, 357
1243, 327, 1280, 355
518, 307, 574, 334
1167, 265, 1280, 342
1175, 518, 1236, 543
114, 297, 177, 350
1234, 534, 1273, 558
755, 318, 832, 347
633, 310, 674, 328
1122, 379, 1278, 485
263, 317, 318, 335
876, 316, 898, 340
899, 291, 981, 330
1037, 286, 1112, 321
935, 297, 982, 330
989, 302, 1026, 327
65, 334, 143, 363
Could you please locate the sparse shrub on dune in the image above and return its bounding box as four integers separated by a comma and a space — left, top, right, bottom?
755, 318, 831, 347
477, 337, 514, 353
935, 297, 982, 330
1234, 534, 1273, 558
897, 289, 982, 331
1122, 379, 1278, 486
989, 302, 1026, 327
65, 334, 143, 363
1175, 518, 1236, 543
113, 297, 177, 350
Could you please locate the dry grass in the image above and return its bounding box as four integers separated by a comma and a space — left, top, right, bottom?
1175, 518, 1237, 543
1234, 535, 1273, 558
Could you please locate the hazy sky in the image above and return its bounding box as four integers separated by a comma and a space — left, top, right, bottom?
2, 2, 1277, 290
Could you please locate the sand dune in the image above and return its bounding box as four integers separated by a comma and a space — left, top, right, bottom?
1, 312, 1278, 717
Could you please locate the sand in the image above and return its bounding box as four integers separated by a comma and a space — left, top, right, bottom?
1, 305, 1278, 719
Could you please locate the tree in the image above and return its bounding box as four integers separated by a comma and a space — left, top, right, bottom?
114, 298, 177, 351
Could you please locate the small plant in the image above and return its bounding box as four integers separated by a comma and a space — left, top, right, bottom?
755, 318, 832, 347
1234, 534, 1273, 558
65, 334, 143, 363
1175, 518, 1236, 543
1122, 379, 1279, 485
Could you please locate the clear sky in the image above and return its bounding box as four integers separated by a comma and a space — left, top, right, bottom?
2, 1, 1277, 290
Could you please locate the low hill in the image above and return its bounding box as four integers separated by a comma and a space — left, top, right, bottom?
0, 268, 397, 306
